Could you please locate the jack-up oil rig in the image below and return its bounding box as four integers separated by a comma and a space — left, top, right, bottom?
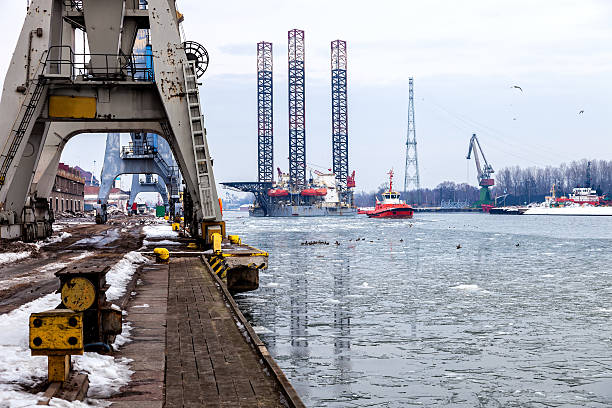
223, 31, 356, 217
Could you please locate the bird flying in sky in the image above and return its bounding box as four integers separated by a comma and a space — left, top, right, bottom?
512, 85, 523, 92
579, 110, 584, 114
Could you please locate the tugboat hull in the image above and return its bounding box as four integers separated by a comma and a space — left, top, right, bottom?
367, 207, 414, 219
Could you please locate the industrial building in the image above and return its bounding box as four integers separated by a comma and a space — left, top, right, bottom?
49, 163, 85, 213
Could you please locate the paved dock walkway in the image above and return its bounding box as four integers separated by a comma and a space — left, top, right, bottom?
110, 257, 290, 407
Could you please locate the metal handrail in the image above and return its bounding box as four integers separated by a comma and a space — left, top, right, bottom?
64, 1, 146, 11
44, 46, 154, 81
64, 0, 83, 10
121, 142, 158, 157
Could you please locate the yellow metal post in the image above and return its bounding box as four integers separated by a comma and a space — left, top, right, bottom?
212, 233, 222, 253
48, 355, 71, 382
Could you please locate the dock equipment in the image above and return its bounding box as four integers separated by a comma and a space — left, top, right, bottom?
56, 261, 123, 349
0, 0, 220, 242
29, 310, 84, 382
96, 132, 181, 223
29, 258, 124, 400
467, 133, 495, 206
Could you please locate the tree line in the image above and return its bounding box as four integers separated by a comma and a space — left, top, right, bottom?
354, 159, 611, 207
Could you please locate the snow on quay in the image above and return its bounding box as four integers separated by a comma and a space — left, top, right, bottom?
142, 223, 178, 239
0, 232, 73, 267
0, 251, 151, 406
0, 251, 30, 265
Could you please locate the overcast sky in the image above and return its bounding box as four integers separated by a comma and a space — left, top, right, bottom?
1, 1, 612, 192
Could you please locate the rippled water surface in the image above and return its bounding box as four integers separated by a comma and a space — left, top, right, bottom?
226, 213, 612, 407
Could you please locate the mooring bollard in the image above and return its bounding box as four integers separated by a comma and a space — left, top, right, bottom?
154, 247, 170, 263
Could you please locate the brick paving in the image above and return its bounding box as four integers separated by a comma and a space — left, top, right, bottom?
110, 258, 285, 408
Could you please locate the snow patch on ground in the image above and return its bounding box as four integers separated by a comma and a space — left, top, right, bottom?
105, 251, 152, 301
0, 252, 94, 292
70, 251, 94, 261
142, 239, 180, 247
0, 293, 60, 404
39, 232, 72, 247
0, 251, 30, 265
0, 250, 148, 405
142, 224, 177, 239
72, 230, 119, 248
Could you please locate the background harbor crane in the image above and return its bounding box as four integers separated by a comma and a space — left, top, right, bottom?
466, 133, 495, 208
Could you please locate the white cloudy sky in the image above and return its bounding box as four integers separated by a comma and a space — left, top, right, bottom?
1, 0, 612, 191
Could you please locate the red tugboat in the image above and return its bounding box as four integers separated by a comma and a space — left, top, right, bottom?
364, 170, 414, 219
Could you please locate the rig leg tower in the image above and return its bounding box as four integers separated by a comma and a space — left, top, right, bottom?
288, 29, 306, 193
331, 40, 351, 205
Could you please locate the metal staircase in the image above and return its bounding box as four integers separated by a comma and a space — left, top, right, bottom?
183, 61, 216, 218
152, 151, 180, 199
0, 77, 47, 186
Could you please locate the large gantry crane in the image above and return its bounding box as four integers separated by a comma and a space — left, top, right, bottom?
466, 133, 495, 207
0, 0, 222, 242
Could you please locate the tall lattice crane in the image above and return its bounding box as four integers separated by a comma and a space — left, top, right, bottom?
466, 133, 495, 206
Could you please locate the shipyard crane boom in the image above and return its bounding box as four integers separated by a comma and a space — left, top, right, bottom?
466, 134, 494, 187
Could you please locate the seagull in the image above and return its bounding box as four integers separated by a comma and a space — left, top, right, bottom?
515, 243, 520, 247
579, 110, 584, 114
456, 244, 462, 249
512, 85, 523, 92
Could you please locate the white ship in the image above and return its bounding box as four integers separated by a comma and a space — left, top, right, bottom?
523, 185, 612, 216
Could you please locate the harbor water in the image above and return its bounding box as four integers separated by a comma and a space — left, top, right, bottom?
226, 212, 612, 407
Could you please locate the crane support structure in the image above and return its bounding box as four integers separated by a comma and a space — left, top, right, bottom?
466, 133, 495, 206
0, 0, 221, 242
331, 40, 349, 201
288, 29, 306, 190
257, 42, 273, 183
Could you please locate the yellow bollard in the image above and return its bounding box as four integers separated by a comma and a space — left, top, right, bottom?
153, 248, 170, 263
29, 310, 84, 383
